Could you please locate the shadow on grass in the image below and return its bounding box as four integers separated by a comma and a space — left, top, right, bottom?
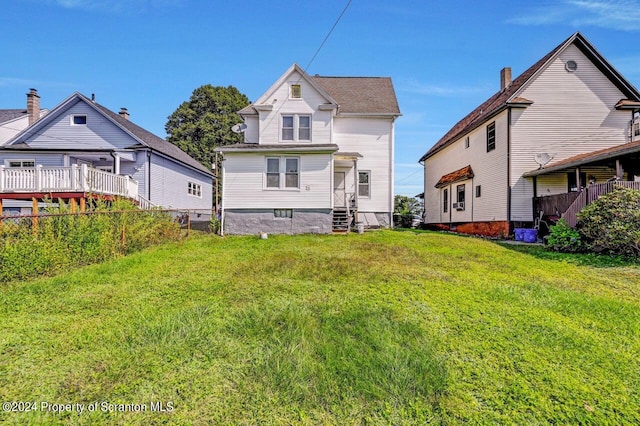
495, 241, 638, 268
395, 228, 637, 268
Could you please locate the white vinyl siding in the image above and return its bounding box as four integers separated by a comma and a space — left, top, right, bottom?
424, 111, 509, 224
222, 153, 332, 209
149, 153, 212, 209
333, 117, 394, 214
24, 102, 138, 150
257, 70, 331, 145
509, 44, 631, 221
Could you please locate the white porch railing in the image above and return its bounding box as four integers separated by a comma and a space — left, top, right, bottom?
0, 164, 138, 199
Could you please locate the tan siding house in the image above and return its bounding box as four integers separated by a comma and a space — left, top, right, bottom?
420, 32, 640, 237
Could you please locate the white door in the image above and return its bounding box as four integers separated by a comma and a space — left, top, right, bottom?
334, 171, 346, 207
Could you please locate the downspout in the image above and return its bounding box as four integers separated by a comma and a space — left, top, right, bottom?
147, 151, 152, 202
389, 118, 395, 228
507, 108, 512, 231
220, 155, 225, 236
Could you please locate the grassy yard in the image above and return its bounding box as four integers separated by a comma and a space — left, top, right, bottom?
0, 230, 638, 424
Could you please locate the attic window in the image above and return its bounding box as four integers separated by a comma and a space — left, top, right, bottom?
71, 114, 87, 125
291, 84, 302, 98
565, 60, 578, 72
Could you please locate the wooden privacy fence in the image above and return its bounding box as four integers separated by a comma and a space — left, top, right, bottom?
561, 181, 640, 228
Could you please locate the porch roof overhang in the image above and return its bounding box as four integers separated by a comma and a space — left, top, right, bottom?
435, 165, 474, 188
215, 143, 339, 154
334, 151, 363, 160
523, 139, 640, 177
615, 99, 640, 110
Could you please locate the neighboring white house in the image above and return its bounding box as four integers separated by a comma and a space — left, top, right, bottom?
216, 63, 400, 235
420, 32, 640, 237
1, 91, 213, 214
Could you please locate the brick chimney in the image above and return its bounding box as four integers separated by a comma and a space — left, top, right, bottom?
26, 88, 40, 125
500, 67, 512, 91
119, 107, 130, 120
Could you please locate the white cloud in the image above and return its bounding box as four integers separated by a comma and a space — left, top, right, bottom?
46, 0, 182, 13
509, 0, 640, 31
399, 79, 488, 97
0, 77, 40, 87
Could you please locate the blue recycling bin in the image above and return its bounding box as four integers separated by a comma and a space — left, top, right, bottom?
524, 228, 538, 243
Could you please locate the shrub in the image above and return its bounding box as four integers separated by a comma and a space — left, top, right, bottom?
546, 218, 582, 253
0, 197, 182, 283
577, 186, 640, 257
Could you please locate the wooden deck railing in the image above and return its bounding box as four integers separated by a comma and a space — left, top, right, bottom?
562, 181, 640, 228
0, 164, 138, 199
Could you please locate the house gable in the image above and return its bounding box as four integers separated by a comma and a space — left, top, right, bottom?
420, 32, 640, 163
6, 94, 139, 151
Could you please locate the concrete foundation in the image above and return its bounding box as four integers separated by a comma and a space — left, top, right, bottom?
223, 209, 333, 235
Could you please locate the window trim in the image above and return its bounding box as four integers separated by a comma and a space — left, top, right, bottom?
264, 156, 300, 190
358, 170, 371, 198
5, 159, 35, 168
71, 114, 87, 126
187, 181, 202, 198
486, 122, 496, 152
281, 114, 311, 142
274, 209, 293, 218
290, 84, 302, 99
443, 188, 449, 213
457, 184, 466, 204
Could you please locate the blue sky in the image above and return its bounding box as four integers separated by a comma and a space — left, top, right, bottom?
3, 0, 640, 197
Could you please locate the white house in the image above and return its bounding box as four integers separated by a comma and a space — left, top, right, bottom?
1, 91, 213, 214
216, 63, 400, 235
420, 32, 640, 237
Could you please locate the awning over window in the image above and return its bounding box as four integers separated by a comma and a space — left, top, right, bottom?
435, 165, 474, 188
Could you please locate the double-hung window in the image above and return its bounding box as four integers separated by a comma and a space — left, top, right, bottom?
443, 188, 449, 213
281, 115, 311, 142
486, 122, 496, 152
358, 171, 370, 197
265, 157, 299, 189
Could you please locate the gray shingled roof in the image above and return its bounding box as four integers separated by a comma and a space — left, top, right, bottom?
311, 76, 400, 115
94, 102, 212, 176
0, 109, 27, 123
239, 69, 401, 116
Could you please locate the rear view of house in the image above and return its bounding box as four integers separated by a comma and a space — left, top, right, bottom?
216, 64, 400, 235
420, 32, 640, 237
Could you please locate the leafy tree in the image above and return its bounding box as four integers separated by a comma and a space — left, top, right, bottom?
394, 195, 423, 228
165, 85, 250, 168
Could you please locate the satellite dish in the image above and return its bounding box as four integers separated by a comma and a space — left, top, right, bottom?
231, 123, 247, 134
534, 153, 553, 169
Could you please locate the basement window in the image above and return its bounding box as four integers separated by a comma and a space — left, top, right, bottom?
274, 209, 293, 218
71, 114, 87, 125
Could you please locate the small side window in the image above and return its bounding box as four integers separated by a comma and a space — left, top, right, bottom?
291, 84, 302, 98
72, 115, 87, 125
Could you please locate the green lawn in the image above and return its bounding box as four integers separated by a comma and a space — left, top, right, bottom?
1, 230, 638, 424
